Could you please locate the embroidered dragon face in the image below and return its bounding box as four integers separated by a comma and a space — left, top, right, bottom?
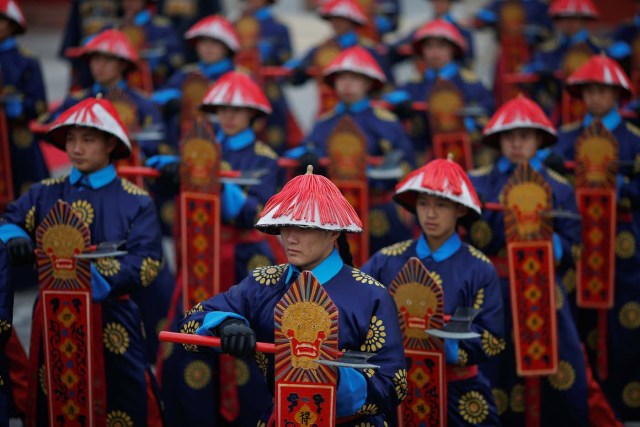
393, 281, 437, 340
182, 137, 217, 186
506, 182, 547, 236
280, 301, 332, 369
41, 225, 85, 280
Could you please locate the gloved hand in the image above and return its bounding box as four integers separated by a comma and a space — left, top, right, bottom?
542, 152, 567, 175
218, 318, 256, 357
4, 96, 23, 119
158, 162, 180, 196
6, 237, 34, 266
393, 99, 415, 120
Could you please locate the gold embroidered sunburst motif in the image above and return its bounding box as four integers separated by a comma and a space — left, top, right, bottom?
616, 231, 636, 259
121, 178, 148, 196
369, 209, 389, 238
103, 322, 130, 355
71, 200, 95, 226
510, 384, 525, 412
459, 390, 489, 424
619, 301, 640, 330
140, 257, 161, 286
95, 257, 121, 277
457, 348, 469, 366
548, 360, 575, 391
107, 410, 134, 427
352, 270, 386, 288
247, 254, 271, 272
492, 388, 509, 415
356, 403, 378, 416
25, 206, 36, 233
186, 302, 204, 316
470, 220, 492, 248
255, 351, 268, 378
252, 264, 286, 285
235, 359, 250, 386
380, 240, 412, 256
181, 320, 201, 352
623, 382, 640, 408
360, 316, 386, 352
39, 365, 47, 395
556, 284, 564, 310
184, 360, 212, 390
393, 369, 408, 401
481, 330, 506, 356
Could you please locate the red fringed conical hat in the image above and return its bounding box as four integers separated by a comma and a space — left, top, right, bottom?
549, 0, 599, 19
323, 46, 386, 90
47, 97, 132, 159
394, 158, 481, 216
319, 0, 368, 26
200, 71, 272, 115
68, 29, 139, 68
412, 19, 467, 58
0, 0, 26, 34
566, 54, 633, 99
256, 165, 363, 234
483, 94, 557, 148
184, 15, 240, 52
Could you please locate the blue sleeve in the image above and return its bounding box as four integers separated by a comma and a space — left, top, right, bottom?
445, 338, 460, 364
337, 367, 368, 417
90, 263, 111, 302
552, 233, 563, 262
0, 224, 30, 244
196, 311, 248, 335
476, 8, 498, 24
145, 154, 180, 169
21, 57, 48, 119
221, 182, 248, 222
551, 182, 581, 270
232, 157, 278, 229
0, 243, 13, 348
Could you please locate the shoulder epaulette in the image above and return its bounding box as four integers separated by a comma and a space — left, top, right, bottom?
255, 141, 278, 159
380, 239, 412, 256
468, 165, 493, 177
626, 122, 640, 137
70, 88, 90, 100
318, 108, 337, 121
546, 168, 569, 185
372, 106, 397, 122
18, 46, 34, 57
590, 35, 610, 48
120, 178, 149, 196
40, 175, 68, 186
351, 269, 386, 288
251, 264, 287, 285
560, 121, 582, 133
467, 245, 492, 265
181, 63, 200, 73
152, 15, 171, 27
460, 68, 479, 83
539, 35, 560, 52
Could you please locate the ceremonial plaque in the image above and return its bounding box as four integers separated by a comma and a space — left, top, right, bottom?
313, 42, 342, 115
389, 258, 446, 427
274, 271, 338, 427
327, 116, 369, 266
107, 89, 144, 187
181, 72, 210, 135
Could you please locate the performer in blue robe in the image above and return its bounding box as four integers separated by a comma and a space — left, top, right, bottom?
179, 165, 408, 426
475, 0, 553, 45
468, 94, 589, 426
0, 97, 164, 425
362, 158, 505, 426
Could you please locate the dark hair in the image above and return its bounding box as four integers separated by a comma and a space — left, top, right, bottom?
336, 232, 354, 267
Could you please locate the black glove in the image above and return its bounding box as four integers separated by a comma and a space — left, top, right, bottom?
542, 152, 567, 175
6, 237, 34, 266
218, 318, 256, 357
158, 162, 180, 196
393, 99, 416, 120
161, 98, 181, 121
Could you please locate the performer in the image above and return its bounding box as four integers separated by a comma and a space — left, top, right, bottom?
475, 0, 552, 44
178, 165, 407, 425
156, 71, 279, 427
550, 55, 640, 422
361, 158, 504, 426
467, 94, 589, 426
0, 0, 48, 197
119, 0, 185, 89
291, 45, 414, 254
0, 97, 164, 425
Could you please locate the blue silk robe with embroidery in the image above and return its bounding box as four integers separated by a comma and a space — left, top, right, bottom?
303, 100, 415, 254
475, 0, 552, 44
0, 244, 12, 427
362, 234, 504, 426
552, 113, 640, 421
178, 250, 407, 426
0, 37, 49, 197
0, 168, 163, 425
467, 159, 589, 426
159, 128, 278, 427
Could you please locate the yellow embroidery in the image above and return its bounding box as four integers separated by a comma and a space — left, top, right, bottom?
470, 220, 492, 248
107, 410, 134, 427
393, 369, 408, 401
181, 320, 201, 352
95, 257, 121, 277
254, 141, 278, 159
363, 368, 375, 378
547, 168, 569, 184
184, 360, 212, 390
556, 284, 564, 310
39, 365, 47, 395
468, 245, 492, 264
0, 320, 10, 333
373, 107, 397, 122
468, 165, 493, 177
235, 359, 250, 386
619, 301, 640, 329
457, 348, 469, 366
356, 403, 378, 416
360, 316, 386, 352
352, 270, 386, 288
473, 288, 485, 310
120, 178, 148, 196
587, 328, 598, 351
25, 206, 36, 233
104, 322, 130, 355
548, 360, 575, 391
481, 330, 506, 356
460, 68, 479, 83
623, 382, 640, 408
161, 342, 174, 360
70, 200, 95, 226
40, 175, 67, 186
186, 302, 204, 316
616, 231, 636, 259
627, 122, 640, 138
255, 351, 268, 378
141, 257, 161, 286
563, 268, 576, 294
510, 384, 525, 413
380, 240, 412, 256
459, 390, 489, 424
247, 254, 271, 273
369, 209, 390, 238
252, 264, 286, 285
493, 388, 509, 415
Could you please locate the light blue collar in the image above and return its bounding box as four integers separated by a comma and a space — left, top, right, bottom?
334, 97, 370, 115
133, 9, 152, 26
0, 37, 17, 52
497, 156, 542, 174
416, 232, 461, 263
425, 62, 458, 81
199, 58, 234, 78
69, 164, 117, 190
284, 248, 344, 285
91, 79, 127, 96
337, 31, 358, 49
583, 108, 621, 131
216, 127, 255, 151
254, 7, 272, 21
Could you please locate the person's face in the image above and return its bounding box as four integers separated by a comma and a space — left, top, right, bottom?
582, 84, 619, 118
0, 17, 15, 41
334, 72, 373, 104
422, 38, 455, 70
121, 0, 146, 17
196, 38, 229, 64
89, 54, 127, 86
415, 194, 466, 243
431, 0, 453, 17
217, 106, 254, 135
65, 127, 116, 173
554, 16, 586, 36
280, 227, 339, 271
329, 17, 355, 36
499, 128, 541, 164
